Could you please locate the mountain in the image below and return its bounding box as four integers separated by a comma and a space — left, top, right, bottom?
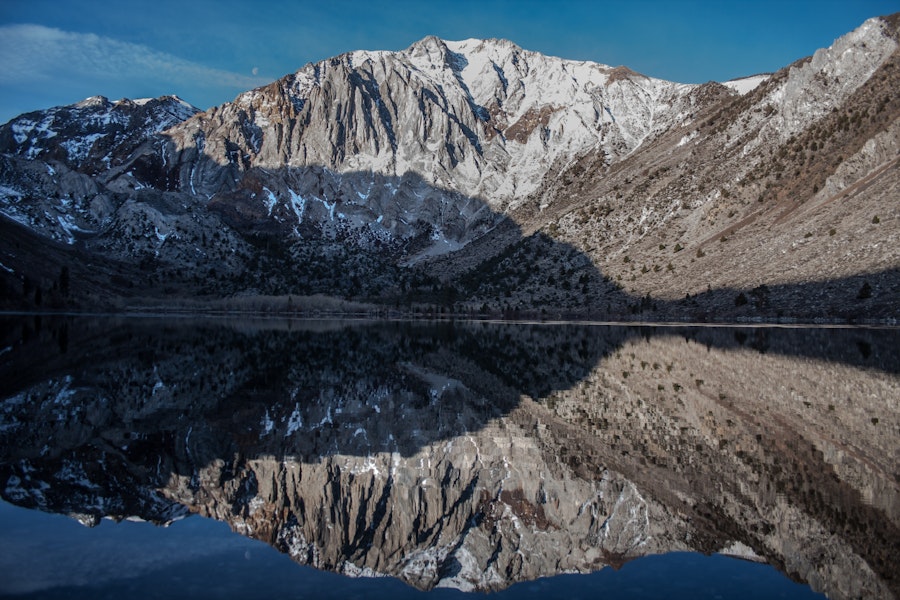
0, 95, 198, 243
172, 36, 699, 214
0, 15, 898, 320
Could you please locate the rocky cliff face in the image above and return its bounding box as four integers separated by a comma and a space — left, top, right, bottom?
165, 36, 698, 202
0, 16, 897, 320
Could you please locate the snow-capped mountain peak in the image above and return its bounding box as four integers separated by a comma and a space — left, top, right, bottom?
175, 35, 701, 219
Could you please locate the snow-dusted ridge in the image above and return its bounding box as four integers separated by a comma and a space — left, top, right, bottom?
0, 94, 201, 245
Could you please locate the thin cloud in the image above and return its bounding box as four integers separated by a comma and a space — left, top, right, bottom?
0, 24, 270, 90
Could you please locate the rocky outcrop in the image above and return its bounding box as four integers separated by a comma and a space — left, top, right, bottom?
0, 95, 197, 171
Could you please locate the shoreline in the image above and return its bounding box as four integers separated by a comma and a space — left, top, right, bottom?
2, 309, 898, 329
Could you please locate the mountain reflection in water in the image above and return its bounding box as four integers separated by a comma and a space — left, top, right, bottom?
0, 316, 897, 599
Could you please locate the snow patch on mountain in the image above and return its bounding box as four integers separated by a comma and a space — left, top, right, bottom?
722, 74, 769, 95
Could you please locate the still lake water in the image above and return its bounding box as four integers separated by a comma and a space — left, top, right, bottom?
0, 316, 897, 599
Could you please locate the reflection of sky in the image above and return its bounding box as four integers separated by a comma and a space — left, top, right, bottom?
0, 500, 824, 599
0, 500, 265, 596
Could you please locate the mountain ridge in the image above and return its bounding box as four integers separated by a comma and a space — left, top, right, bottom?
0, 15, 897, 321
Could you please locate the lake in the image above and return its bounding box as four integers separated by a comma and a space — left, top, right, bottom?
0, 316, 897, 599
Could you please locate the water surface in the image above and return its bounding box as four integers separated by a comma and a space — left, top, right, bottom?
0, 316, 896, 598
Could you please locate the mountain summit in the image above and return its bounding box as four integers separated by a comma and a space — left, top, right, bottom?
161, 33, 701, 247
0, 16, 898, 320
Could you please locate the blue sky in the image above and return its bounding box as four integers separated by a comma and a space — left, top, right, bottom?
0, 0, 897, 123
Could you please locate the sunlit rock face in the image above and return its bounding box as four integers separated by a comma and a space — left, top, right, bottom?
164, 36, 699, 209
1, 317, 897, 597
